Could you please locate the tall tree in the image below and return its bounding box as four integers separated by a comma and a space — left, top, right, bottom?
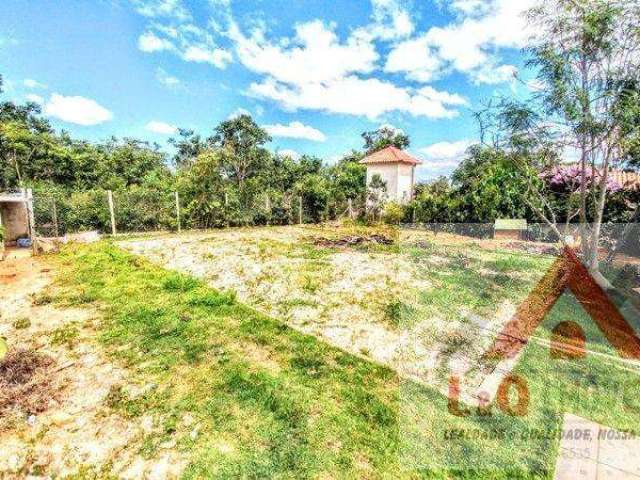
169, 129, 208, 169
362, 125, 410, 154
484, 0, 640, 285
211, 114, 271, 191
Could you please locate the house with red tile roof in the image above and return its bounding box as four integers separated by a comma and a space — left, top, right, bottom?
359, 146, 422, 204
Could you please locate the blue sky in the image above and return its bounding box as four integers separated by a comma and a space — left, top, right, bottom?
0, 0, 538, 180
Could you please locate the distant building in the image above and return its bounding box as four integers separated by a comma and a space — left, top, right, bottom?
359, 146, 421, 204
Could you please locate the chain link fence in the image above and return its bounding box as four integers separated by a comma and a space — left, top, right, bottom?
32, 188, 367, 237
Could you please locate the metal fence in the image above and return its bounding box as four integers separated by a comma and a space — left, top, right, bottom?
32, 188, 366, 237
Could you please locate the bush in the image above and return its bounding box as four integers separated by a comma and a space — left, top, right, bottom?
382, 202, 404, 225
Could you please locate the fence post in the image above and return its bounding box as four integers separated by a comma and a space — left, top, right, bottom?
298, 196, 303, 225
107, 190, 117, 236
348, 198, 353, 220
265, 194, 271, 226
175, 191, 181, 233
52, 199, 59, 237
26, 189, 37, 255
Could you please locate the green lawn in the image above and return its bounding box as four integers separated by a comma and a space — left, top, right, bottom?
48, 241, 640, 479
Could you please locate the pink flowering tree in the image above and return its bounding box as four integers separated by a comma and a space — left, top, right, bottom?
477, 0, 640, 288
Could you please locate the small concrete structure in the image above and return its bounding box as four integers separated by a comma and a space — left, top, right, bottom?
0, 189, 35, 247
360, 146, 421, 204
494, 218, 527, 240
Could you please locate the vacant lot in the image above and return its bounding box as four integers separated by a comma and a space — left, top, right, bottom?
120, 225, 555, 395
1, 225, 639, 478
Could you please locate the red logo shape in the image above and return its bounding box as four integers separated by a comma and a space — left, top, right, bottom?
483, 247, 640, 361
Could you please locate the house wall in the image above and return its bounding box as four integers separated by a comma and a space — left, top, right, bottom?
367, 163, 398, 201
396, 164, 414, 203
366, 163, 415, 204
0, 202, 30, 244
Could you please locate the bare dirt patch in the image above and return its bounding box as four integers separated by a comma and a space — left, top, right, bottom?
312, 234, 394, 248
0, 253, 186, 478
0, 349, 59, 428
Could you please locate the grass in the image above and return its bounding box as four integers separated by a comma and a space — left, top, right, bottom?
45, 239, 640, 479
51, 243, 403, 479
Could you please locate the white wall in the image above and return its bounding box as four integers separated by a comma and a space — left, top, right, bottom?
396, 164, 414, 203
366, 163, 415, 204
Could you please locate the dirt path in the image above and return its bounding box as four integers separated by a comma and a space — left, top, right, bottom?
0, 252, 185, 478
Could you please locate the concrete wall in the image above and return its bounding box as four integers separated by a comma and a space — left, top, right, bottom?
366, 163, 415, 204
0, 202, 30, 244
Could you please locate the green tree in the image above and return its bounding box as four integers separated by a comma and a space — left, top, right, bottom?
366, 174, 387, 222
482, 0, 640, 284
169, 128, 208, 169
452, 145, 539, 222
211, 114, 271, 191
362, 125, 410, 154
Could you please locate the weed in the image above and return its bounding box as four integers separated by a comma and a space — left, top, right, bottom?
188, 290, 236, 307
382, 301, 403, 328
13, 317, 31, 329
50, 323, 79, 348
31, 292, 53, 306
162, 274, 200, 292
300, 275, 320, 294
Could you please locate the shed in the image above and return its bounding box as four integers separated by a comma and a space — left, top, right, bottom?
494, 219, 527, 240
359, 146, 421, 204
0, 189, 35, 248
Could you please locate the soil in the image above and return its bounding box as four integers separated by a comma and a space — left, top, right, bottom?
312, 234, 394, 248
0, 349, 59, 425
0, 250, 186, 478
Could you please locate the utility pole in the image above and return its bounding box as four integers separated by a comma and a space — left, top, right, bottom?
26, 189, 37, 255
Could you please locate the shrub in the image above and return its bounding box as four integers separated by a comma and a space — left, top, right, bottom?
382, 202, 404, 225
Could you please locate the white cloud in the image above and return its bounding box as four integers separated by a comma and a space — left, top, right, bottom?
138, 31, 174, 52
386, 0, 535, 84
277, 149, 301, 160
385, 37, 444, 82
136, 21, 231, 69
230, 19, 378, 87
25, 94, 44, 104
450, 0, 492, 17
23, 78, 47, 89
249, 77, 467, 120
227, 108, 251, 119
470, 64, 518, 85
526, 78, 546, 92
230, 13, 466, 120
378, 123, 405, 136
420, 139, 473, 160
44, 94, 113, 126
131, 0, 190, 21
156, 68, 181, 87
145, 120, 178, 135
416, 140, 474, 179
360, 0, 414, 41
182, 45, 232, 68
264, 121, 326, 142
